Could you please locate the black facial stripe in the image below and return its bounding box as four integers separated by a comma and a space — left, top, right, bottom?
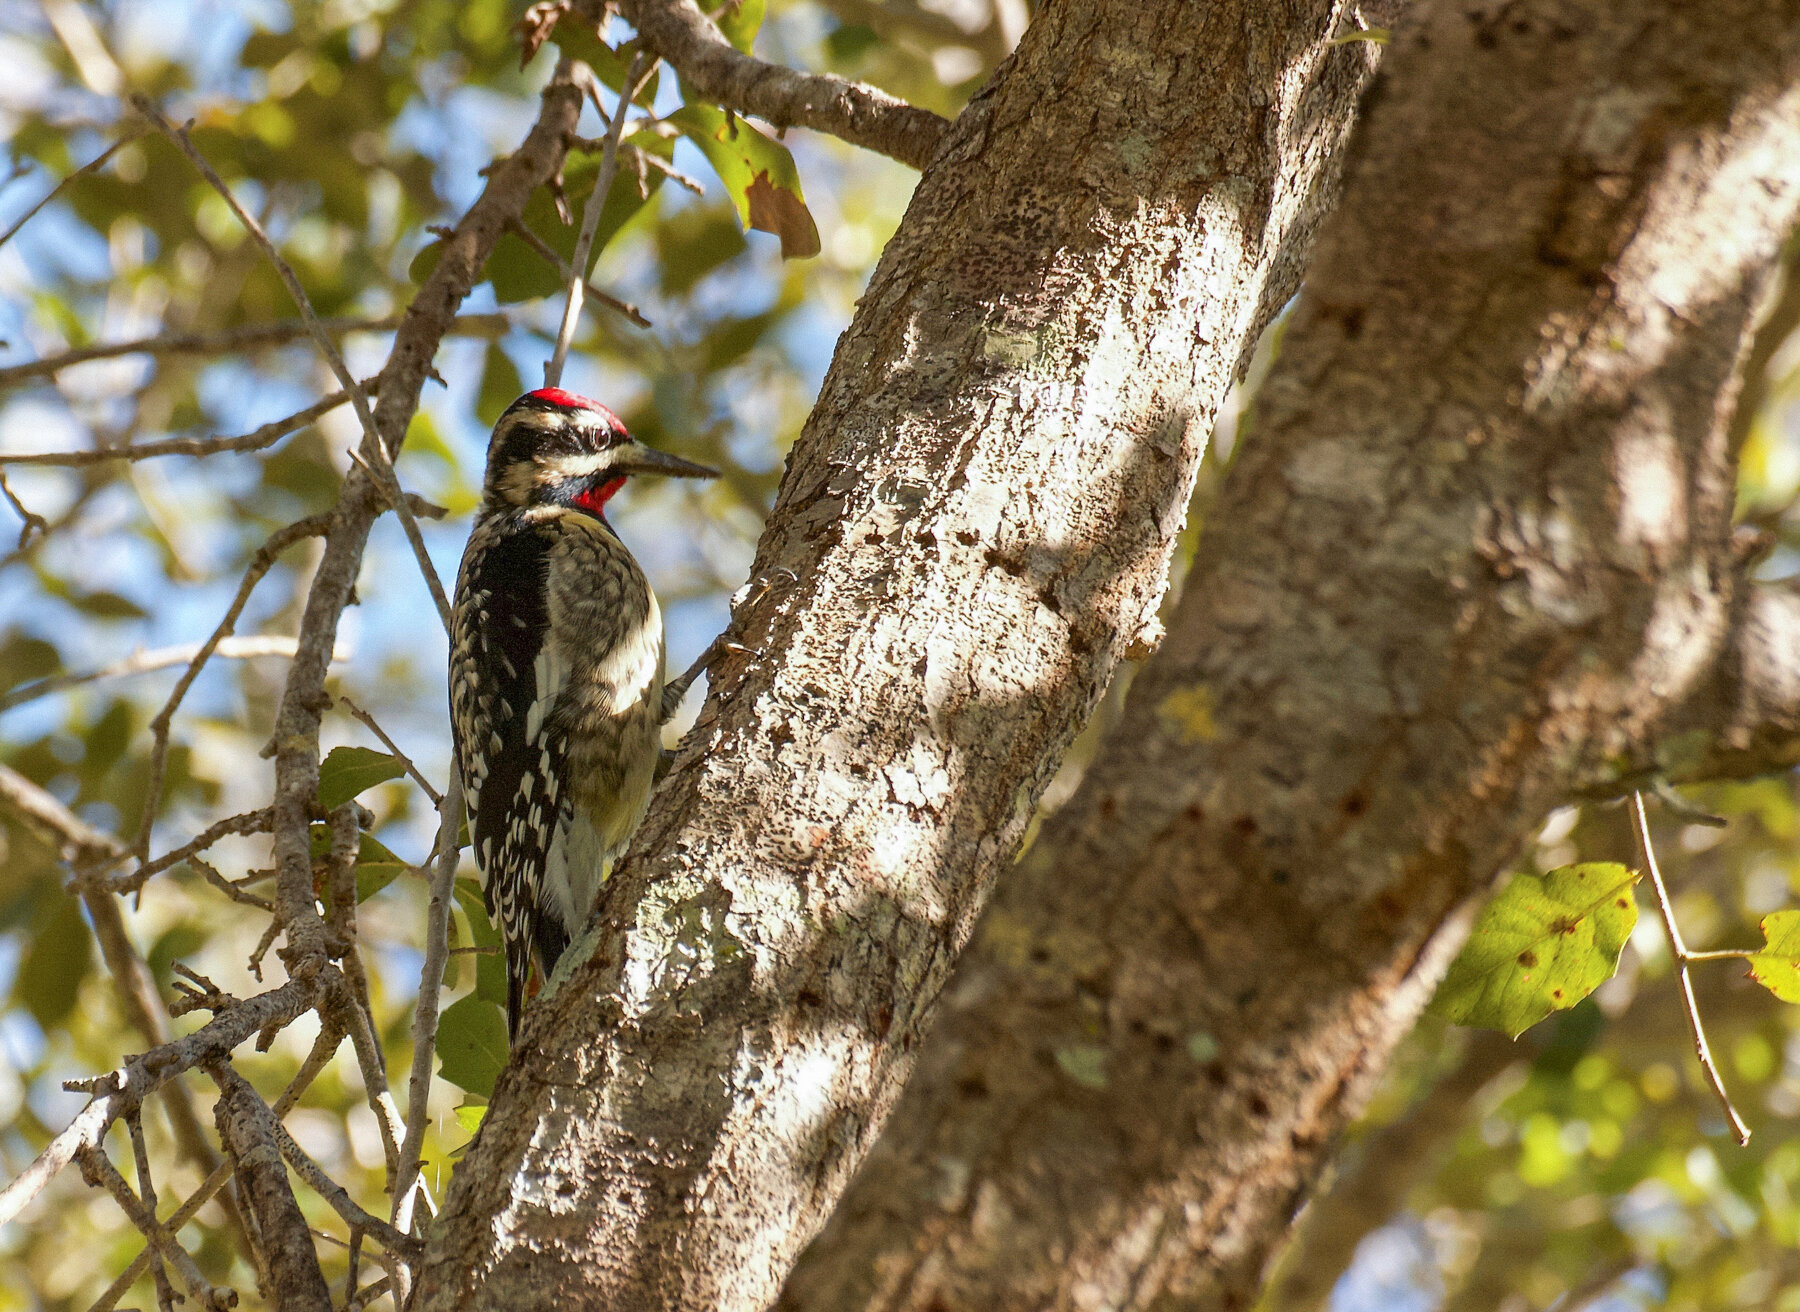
488, 416, 630, 474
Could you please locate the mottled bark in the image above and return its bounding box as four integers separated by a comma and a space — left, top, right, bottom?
414, 1, 1385, 1307
777, 4, 1800, 1311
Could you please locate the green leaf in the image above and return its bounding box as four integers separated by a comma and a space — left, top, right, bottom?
669, 103, 820, 259
353, 834, 409, 902
477, 343, 524, 427
453, 1102, 488, 1136
68, 590, 149, 620
487, 137, 671, 304
317, 745, 406, 811
704, 0, 765, 54
1431, 862, 1640, 1037
1748, 910, 1800, 1002
15, 893, 92, 1028
454, 877, 507, 1005
551, 21, 661, 103
308, 827, 411, 903
436, 994, 509, 1097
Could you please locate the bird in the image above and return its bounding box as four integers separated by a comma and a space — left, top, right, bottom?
449, 387, 719, 1040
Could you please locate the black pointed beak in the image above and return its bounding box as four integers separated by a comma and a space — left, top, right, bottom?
614, 442, 720, 480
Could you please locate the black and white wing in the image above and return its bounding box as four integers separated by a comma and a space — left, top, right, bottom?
449, 519, 572, 1039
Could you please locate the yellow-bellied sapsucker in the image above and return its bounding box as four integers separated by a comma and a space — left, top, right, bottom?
450, 388, 717, 1040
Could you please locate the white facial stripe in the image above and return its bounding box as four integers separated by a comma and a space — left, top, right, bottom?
538, 451, 626, 480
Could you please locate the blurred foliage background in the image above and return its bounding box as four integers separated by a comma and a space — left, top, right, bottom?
4, 3, 1800, 1311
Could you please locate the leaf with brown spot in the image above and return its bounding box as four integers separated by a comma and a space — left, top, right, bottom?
1748, 909, 1800, 1003
670, 103, 821, 259
1430, 862, 1639, 1037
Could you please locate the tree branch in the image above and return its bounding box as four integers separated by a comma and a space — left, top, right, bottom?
209, 1064, 333, 1312
775, 4, 1800, 1307
414, 2, 1385, 1306
0, 315, 507, 390
1, 634, 349, 711
0, 122, 146, 253
608, 0, 950, 169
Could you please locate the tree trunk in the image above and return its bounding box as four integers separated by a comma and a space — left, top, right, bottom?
775, 3, 1800, 1310
413, 1, 1386, 1307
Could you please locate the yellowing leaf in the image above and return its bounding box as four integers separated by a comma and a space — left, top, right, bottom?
1431, 862, 1639, 1037
670, 103, 820, 259
1748, 909, 1800, 1002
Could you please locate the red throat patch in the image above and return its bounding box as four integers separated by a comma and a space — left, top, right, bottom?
572, 476, 627, 518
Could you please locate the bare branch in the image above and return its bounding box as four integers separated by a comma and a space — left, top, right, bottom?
0, 975, 319, 1227
134, 512, 333, 859
0, 468, 46, 546
0, 386, 355, 468
1630, 792, 1751, 1144
345, 444, 455, 635
547, 50, 657, 389
1, 634, 349, 712
0, 763, 258, 1252
0, 315, 507, 390
77, 1145, 237, 1312
504, 216, 651, 326
91, 1025, 345, 1312
336, 694, 445, 806
116, 807, 273, 896
0, 123, 147, 253
610, 0, 950, 169
210, 1064, 332, 1312
392, 775, 465, 1248
230, 1071, 423, 1261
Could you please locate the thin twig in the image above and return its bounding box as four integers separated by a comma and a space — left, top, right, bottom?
1631, 791, 1751, 1144
88, 1160, 234, 1312
132, 512, 332, 859
124, 1111, 179, 1312
546, 50, 657, 388
77, 1145, 237, 1312
2, 634, 349, 712
0, 315, 507, 390
344, 445, 455, 635
503, 216, 651, 327
0, 385, 356, 467
134, 100, 384, 452
90, 1025, 343, 1312
0, 468, 46, 546
619, 141, 707, 195
115, 807, 274, 896
0, 124, 146, 253
336, 694, 444, 806
334, 974, 405, 1179
392, 774, 465, 1250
